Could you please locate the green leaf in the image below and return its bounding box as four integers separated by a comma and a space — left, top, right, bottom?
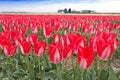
92, 70, 97, 80
43, 53, 52, 70
108, 67, 118, 80
12, 69, 28, 78
2, 77, 15, 80
48, 37, 52, 44
83, 70, 91, 80
75, 70, 81, 80
44, 71, 57, 80
25, 27, 32, 37
0, 23, 3, 32
78, 26, 83, 34
100, 68, 109, 80
63, 70, 73, 80
37, 27, 45, 40
51, 63, 57, 70
0, 48, 2, 54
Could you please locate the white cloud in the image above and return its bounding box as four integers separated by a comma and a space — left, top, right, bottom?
0, 0, 120, 13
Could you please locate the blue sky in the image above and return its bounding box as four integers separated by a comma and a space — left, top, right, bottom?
0, 0, 95, 4
0, 0, 120, 13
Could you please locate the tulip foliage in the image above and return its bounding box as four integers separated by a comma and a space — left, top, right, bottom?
0, 14, 120, 80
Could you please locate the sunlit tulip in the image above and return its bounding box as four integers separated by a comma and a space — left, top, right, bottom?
53, 34, 61, 43
48, 42, 62, 64
29, 33, 38, 45
19, 39, 31, 55
61, 35, 70, 47
89, 36, 98, 51
3, 44, 16, 56
63, 45, 73, 59
34, 40, 46, 56
0, 39, 16, 56
97, 38, 114, 60
43, 25, 53, 38
78, 46, 94, 69
74, 35, 86, 52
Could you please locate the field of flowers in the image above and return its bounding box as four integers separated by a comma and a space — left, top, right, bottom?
0, 14, 120, 80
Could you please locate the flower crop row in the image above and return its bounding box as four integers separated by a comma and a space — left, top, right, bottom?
0, 14, 120, 80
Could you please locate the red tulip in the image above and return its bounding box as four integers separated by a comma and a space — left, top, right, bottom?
3, 44, 16, 56
0, 38, 16, 56
29, 33, 38, 45
62, 33, 80, 48
101, 32, 116, 41
113, 39, 119, 49
89, 36, 98, 51
48, 42, 62, 64
78, 46, 94, 69
61, 35, 70, 47
97, 38, 114, 60
34, 40, 46, 56
43, 25, 53, 38
11, 30, 20, 39
14, 35, 24, 47
54, 22, 61, 31
63, 45, 73, 59
31, 26, 38, 33
74, 35, 86, 52
1, 31, 11, 40
53, 34, 61, 43
19, 27, 27, 35
19, 39, 31, 55
0, 37, 12, 49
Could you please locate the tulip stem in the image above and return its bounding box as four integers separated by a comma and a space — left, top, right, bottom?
71, 57, 75, 80
26, 55, 30, 72
98, 59, 103, 80
33, 54, 35, 80
56, 63, 60, 80
64, 60, 67, 72
9, 57, 13, 70
38, 56, 42, 80
38, 57, 41, 72
26, 54, 31, 80
107, 55, 113, 66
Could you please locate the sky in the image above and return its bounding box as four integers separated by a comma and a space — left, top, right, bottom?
0, 0, 120, 13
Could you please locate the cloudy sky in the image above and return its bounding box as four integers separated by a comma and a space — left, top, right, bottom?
0, 0, 120, 13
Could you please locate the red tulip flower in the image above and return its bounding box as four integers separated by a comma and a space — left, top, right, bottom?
74, 35, 86, 52
0, 34, 12, 49
11, 30, 20, 39
61, 35, 71, 47
63, 45, 73, 59
48, 42, 62, 64
53, 34, 61, 43
31, 26, 38, 33
29, 33, 38, 45
43, 25, 53, 38
97, 38, 115, 60
14, 36, 22, 46
78, 46, 94, 69
34, 40, 46, 56
113, 39, 119, 49
89, 36, 98, 51
1, 39, 16, 56
19, 39, 31, 55
54, 22, 61, 31
3, 44, 16, 56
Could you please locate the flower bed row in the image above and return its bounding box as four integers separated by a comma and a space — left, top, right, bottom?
0, 14, 120, 80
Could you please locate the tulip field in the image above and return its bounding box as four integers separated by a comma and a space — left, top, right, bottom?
0, 14, 120, 80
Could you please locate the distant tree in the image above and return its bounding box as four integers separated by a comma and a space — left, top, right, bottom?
64, 8, 68, 13
68, 8, 71, 13
57, 9, 64, 13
